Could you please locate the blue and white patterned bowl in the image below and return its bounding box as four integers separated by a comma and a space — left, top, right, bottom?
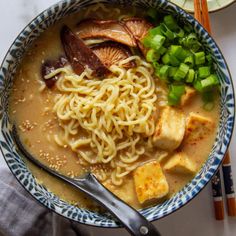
0, 0, 235, 228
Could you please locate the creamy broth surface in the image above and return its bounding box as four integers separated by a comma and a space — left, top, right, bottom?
9, 5, 219, 210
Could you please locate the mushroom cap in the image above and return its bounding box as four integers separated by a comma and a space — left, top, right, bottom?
76, 19, 136, 47
91, 42, 136, 68
123, 17, 153, 41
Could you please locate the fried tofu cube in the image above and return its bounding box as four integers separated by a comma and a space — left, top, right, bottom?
164, 152, 196, 174
133, 161, 169, 204
153, 107, 185, 150
185, 112, 215, 144
180, 86, 196, 106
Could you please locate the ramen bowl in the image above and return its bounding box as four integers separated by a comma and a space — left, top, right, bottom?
0, 0, 234, 227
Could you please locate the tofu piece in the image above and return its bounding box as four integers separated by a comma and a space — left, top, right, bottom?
180, 86, 196, 106
164, 152, 196, 174
185, 112, 215, 144
133, 161, 169, 204
153, 107, 185, 150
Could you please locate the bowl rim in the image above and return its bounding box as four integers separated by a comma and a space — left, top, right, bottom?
0, 0, 235, 228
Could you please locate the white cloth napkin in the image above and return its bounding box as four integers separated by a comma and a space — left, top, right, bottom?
0, 168, 91, 236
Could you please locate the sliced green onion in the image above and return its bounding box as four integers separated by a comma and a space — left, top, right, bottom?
169, 67, 177, 77
161, 23, 175, 40
206, 54, 213, 65
153, 61, 160, 70
181, 33, 201, 52
169, 54, 180, 66
168, 84, 185, 105
148, 26, 163, 36
142, 35, 153, 48
174, 63, 189, 81
186, 69, 195, 83
159, 65, 170, 80
194, 80, 203, 92
176, 28, 185, 38
162, 53, 170, 64
168, 92, 179, 106
201, 74, 219, 90
143, 14, 218, 107
159, 46, 167, 55
146, 49, 160, 62
194, 51, 205, 65
198, 66, 211, 79
150, 34, 166, 50
184, 55, 194, 67
169, 45, 189, 61
164, 15, 178, 31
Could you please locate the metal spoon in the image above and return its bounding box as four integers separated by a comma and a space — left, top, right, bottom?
12, 125, 161, 236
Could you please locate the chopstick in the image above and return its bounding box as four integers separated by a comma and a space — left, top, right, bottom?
194, 0, 236, 219
211, 170, 224, 220
194, 0, 211, 34
193, 0, 225, 220
200, 0, 211, 33
222, 152, 236, 216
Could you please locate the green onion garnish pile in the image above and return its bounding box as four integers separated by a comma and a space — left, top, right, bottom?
143, 13, 219, 107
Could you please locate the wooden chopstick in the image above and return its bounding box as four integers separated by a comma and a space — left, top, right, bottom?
194, 0, 202, 23
200, 0, 211, 34
222, 152, 236, 216
211, 170, 224, 220
193, 0, 225, 220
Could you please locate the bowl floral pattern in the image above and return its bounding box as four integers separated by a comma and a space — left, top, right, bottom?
0, 0, 234, 227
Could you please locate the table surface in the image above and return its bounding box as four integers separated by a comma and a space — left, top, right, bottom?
0, 0, 236, 235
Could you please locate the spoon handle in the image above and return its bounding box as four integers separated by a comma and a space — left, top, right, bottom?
70, 174, 161, 236
12, 125, 161, 236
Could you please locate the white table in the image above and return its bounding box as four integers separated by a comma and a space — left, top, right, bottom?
0, 1, 236, 235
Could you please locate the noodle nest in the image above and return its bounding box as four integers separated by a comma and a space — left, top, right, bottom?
51, 56, 162, 185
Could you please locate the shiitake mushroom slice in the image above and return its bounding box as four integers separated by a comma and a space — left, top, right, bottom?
123, 18, 153, 41
91, 42, 136, 68
123, 18, 153, 55
41, 56, 68, 88
60, 25, 110, 77
76, 19, 137, 47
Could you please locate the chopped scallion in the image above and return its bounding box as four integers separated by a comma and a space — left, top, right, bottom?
174, 63, 189, 81
169, 54, 180, 66
169, 45, 189, 61
146, 49, 160, 62
184, 55, 194, 67
194, 51, 205, 65
164, 15, 178, 31
186, 69, 195, 83
148, 26, 163, 36
168, 84, 185, 105
161, 23, 175, 40
201, 74, 219, 90
151, 34, 166, 50
194, 80, 203, 92
159, 65, 170, 80
198, 66, 211, 79
162, 53, 170, 64
169, 67, 177, 77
